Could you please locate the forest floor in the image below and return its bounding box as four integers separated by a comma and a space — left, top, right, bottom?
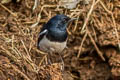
0, 0, 120, 80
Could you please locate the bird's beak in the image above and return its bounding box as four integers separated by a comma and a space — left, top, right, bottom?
68, 18, 78, 23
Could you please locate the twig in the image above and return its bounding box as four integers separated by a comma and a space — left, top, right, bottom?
87, 28, 105, 61
111, 14, 120, 50
0, 3, 17, 17
33, 0, 38, 11
78, 0, 105, 60
77, 32, 87, 58
11, 65, 31, 80
81, 0, 101, 33
73, 15, 80, 32
99, 1, 112, 14
20, 41, 39, 72
81, 0, 95, 32
1, 46, 18, 61
21, 40, 31, 59
33, 47, 47, 54
91, 25, 97, 41
31, 12, 41, 28
31, 5, 49, 28
11, 47, 22, 58
100, 1, 120, 51
39, 55, 47, 67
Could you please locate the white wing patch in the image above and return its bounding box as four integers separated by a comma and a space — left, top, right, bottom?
38, 29, 48, 37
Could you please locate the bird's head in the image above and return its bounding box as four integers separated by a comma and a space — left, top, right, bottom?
47, 14, 75, 31
46, 14, 76, 42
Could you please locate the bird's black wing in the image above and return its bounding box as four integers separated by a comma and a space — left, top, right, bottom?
37, 24, 48, 48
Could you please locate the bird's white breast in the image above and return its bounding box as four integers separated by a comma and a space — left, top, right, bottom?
38, 35, 67, 53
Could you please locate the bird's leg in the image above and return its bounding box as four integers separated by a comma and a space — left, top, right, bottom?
58, 53, 64, 71
47, 53, 52, 65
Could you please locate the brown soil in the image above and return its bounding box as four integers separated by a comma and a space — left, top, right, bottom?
0, 0, 120, 80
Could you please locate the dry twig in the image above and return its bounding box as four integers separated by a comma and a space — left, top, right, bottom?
100, 1, 120, 50
87, 28, 105, 61
32, 0, 38, 11
81, 0, 101, 33
81, 0, 95, 33
0, 3, 17, 17
11, 65, 31, 80
77, 32, 87, 58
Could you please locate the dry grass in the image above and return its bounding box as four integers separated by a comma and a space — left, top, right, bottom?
0, 0, 120, 79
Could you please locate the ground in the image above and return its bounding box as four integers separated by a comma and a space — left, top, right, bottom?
0, 0, 120, 80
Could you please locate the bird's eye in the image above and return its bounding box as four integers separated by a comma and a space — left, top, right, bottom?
57, 17, 70, 28
63, 17, 69, 22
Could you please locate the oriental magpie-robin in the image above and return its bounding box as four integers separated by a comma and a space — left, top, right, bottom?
37, 14, 76, 53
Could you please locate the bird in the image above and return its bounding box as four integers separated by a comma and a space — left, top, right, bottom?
37, 14, 76, 64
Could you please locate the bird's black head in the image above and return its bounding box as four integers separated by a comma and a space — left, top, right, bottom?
46, 14, 75, 42
47, 14, 71, 30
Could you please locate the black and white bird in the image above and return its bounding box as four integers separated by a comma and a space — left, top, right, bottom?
37, 14, 76, 63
